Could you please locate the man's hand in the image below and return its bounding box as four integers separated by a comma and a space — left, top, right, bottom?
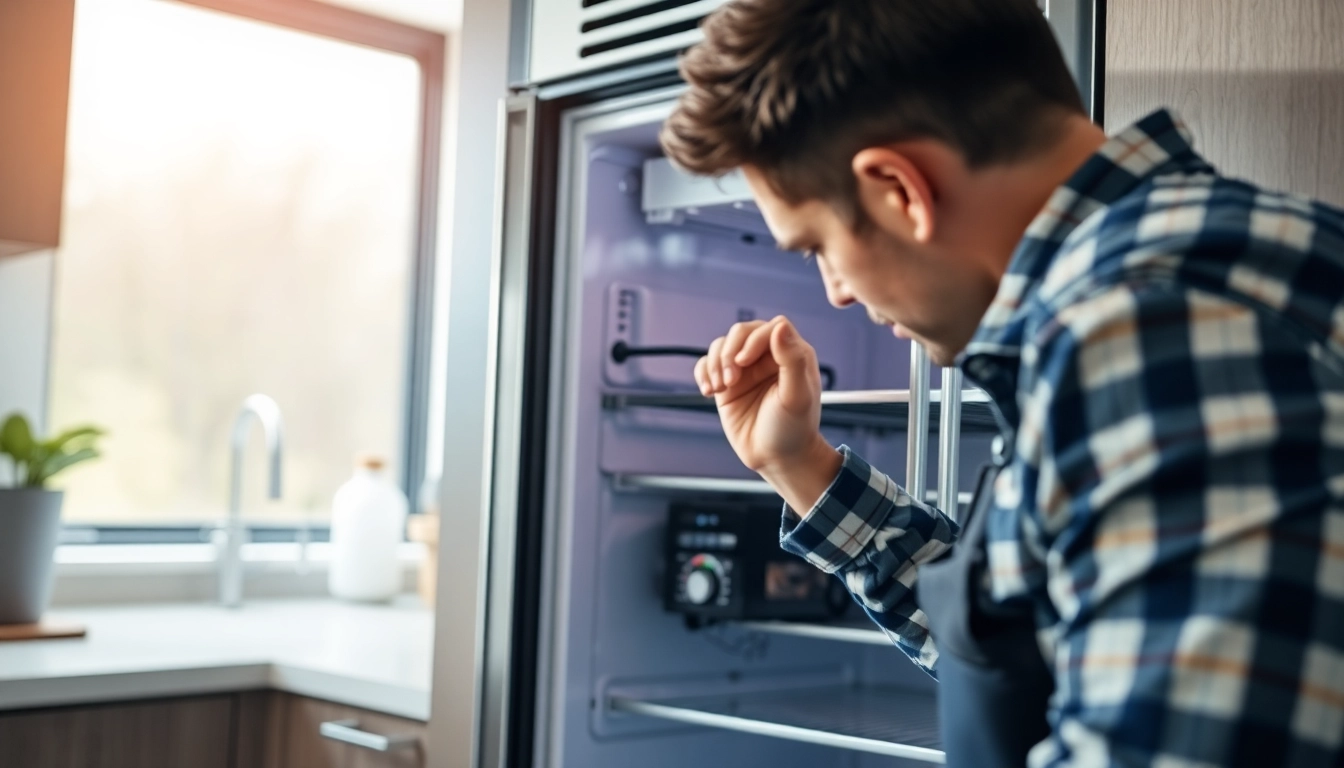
694, 316, 843, 512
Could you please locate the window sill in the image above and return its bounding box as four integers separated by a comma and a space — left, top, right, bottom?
51, 543, 427, 606
55, 542, 425, 575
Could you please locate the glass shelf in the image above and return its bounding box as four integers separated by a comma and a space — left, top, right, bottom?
731, 618, 891, 646
611, 684, 943, 762
609, 473, 972, 510
602, 388, 999, 433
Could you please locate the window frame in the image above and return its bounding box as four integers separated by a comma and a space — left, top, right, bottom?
54, 0, 446, 543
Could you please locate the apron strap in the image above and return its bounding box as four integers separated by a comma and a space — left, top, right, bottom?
917, 441, 1054, 766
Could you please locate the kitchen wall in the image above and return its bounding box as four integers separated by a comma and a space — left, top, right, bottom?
0, 249, 54, 484
1106, 0, 1344, 207
317, 0, 457, 33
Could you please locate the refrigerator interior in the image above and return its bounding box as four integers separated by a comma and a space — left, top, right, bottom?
535, 89, 995, 768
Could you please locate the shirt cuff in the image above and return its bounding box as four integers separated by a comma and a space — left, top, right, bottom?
778, 445, 898, 574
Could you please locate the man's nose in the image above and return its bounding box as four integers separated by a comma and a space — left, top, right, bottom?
824, 280, 857, 309
816, 257, 856, 309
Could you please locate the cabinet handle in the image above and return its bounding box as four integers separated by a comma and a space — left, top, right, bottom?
319, 719, 419, 752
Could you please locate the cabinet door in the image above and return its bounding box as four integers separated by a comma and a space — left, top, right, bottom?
264, 693, 426, 768
0, 0, 75, 257
0, 695, 233, 768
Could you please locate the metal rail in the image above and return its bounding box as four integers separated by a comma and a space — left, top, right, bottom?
937, 367, 964, 520
905, 344, 932, 500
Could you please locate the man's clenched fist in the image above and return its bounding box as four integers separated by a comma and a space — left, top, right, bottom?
694, 316, 842, 512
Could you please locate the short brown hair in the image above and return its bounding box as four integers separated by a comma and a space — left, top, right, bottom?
662, 0, 1085, 222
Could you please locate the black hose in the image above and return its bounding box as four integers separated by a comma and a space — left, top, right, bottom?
610, 341, 836, 391
610, 342, 708, 362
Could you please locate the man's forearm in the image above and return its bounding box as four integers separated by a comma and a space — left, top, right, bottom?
757, 434, 844, 514
775, 446, 957, 673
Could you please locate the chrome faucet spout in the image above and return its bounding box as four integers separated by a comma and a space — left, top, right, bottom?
219, 394, 285, 608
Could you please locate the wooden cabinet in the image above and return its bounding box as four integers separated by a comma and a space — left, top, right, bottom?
0, 692, 425, 768
0, 695, 234, 768
0, 0, 76, 258
240, 692, 427, 768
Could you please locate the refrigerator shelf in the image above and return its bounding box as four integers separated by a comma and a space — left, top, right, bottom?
609, 473, 973, 511
602, 388, 1000, 433
731, 618, 891, 646
611, 473, 775, 495
610, 685, 944, 763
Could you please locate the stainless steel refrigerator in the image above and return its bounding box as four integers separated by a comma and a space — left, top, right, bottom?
428, 2, 1105, 766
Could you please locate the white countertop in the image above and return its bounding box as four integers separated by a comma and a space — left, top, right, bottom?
0, 599, 434, 720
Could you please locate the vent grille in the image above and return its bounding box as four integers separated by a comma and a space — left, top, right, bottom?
577, 0, 715, 59
527, 0, 726, 83
580, 0, 704, 32
581, 17, 702, 58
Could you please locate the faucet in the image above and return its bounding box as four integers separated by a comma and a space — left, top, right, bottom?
217, 394, 284, 608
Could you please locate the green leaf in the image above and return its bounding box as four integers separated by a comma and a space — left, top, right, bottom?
0, 416, 105, 488
0, 414, 33, 462
35, 447, 100, 486
25, 442, 53, 487
42, 426, 105, 453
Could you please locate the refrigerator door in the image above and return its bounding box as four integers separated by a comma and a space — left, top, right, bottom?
426, 25, 548, 764
431, 80, 577, 768
477, 94, 541, 768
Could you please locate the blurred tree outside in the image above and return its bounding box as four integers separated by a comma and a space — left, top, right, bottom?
49, 0, 421, 525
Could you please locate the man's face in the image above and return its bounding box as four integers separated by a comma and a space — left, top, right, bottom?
743, 165, 997, 367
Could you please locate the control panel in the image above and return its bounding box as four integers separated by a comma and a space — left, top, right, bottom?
664, 502, 850, 624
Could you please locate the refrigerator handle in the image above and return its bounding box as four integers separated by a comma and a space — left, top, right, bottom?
906, 343, 931, 502
936, 366, 963, 520
464, 93, 538, 768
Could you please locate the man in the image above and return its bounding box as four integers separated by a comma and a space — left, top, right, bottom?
661, 1, 1344, 766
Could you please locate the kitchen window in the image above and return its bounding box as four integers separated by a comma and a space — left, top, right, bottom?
48, 0, 444, 543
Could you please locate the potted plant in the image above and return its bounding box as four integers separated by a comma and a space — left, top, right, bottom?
0, 413, 104, 625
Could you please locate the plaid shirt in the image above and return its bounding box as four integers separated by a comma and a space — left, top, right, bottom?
780, 109, 1344, 766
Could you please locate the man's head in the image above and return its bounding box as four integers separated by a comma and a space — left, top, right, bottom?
662, 0, 1096, 364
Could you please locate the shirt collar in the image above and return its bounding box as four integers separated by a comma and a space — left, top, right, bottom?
958, 109, 1208, 409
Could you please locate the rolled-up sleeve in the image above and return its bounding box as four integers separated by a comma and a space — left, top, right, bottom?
780, 446, 960, 673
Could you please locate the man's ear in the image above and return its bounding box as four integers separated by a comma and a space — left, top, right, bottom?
851, 147, 935, 243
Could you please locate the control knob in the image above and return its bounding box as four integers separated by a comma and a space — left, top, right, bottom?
684, 568, 717, 605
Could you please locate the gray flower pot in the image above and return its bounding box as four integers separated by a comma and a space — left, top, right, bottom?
0, 489, 63, 625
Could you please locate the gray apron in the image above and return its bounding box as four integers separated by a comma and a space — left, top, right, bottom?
916, 437, 1055, 767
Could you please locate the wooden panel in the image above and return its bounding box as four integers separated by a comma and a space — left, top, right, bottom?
0, 620, 87, 642
0, 0, 75, 256
233, 690, 283, 768
1105, 0, 1344, 207
264, 693, 427, 768
0, 695, 234, 768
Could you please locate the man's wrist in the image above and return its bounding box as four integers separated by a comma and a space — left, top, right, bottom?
758, 436, 844, 513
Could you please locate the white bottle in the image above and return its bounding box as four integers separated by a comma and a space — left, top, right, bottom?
329, 456, 408, 602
